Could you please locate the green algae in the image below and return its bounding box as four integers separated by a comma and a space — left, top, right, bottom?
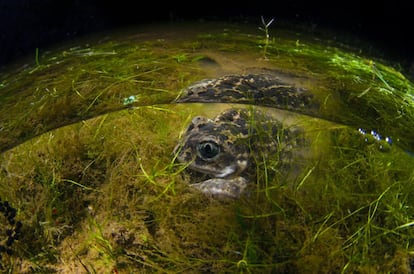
0, 22, 414, 273
0, 104, 413, 272
1, 23, 413, 153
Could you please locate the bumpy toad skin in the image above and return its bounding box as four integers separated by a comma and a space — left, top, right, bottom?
176, 110, 249, 177
173, 72, 313, 199
174, 109, 253, 198
174, 108, 290, 198
175, 72, 318, 115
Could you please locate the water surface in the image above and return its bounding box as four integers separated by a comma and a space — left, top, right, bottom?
0, 22, 414, 273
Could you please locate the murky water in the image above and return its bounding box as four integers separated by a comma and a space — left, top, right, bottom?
1, 22, 414, 273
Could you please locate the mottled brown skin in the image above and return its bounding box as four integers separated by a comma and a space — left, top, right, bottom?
174, 73, 312, 198
175, 72, 318, 115
174, 108, 302, 198
174, 109, 251, 198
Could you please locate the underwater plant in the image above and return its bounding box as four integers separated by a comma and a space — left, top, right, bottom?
259, 16, 275, 59
0, 21, 413, 273
0, 198, 22, 270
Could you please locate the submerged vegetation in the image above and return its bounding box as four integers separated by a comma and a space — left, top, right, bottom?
1, 104, 414, 273
0, 22, 414, 272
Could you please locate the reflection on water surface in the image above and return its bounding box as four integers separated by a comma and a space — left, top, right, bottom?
0, 22, 414, 272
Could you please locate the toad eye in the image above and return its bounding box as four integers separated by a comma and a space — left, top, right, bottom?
197, 141, 220, 160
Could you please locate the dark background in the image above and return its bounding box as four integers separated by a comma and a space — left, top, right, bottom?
1, 0, 413, 76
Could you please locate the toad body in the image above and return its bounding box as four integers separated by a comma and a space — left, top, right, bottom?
174, 108, 303, 198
